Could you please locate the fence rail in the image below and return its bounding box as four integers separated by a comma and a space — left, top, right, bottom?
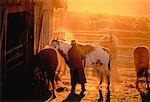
54, 30, 150, 68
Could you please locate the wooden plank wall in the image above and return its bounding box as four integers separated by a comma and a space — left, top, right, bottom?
33, 0, 53, 54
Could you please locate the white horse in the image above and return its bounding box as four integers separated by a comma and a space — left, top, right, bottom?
50, 39, 111, 88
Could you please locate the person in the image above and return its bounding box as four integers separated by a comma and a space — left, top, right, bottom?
68, 40, 87, 93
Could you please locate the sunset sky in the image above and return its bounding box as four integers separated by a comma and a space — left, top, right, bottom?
67, 0, 150, 16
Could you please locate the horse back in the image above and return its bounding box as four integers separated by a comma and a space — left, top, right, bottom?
134, 47, 149, 76
134, 47, 149, 66
36, 48, 58, 73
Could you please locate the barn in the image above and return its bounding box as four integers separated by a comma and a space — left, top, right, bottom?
0, 0, 67, 101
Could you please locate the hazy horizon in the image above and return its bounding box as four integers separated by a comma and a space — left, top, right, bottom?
67, 0, 150, 16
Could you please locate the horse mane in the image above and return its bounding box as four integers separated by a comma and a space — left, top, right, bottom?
58, 49, 68, 62
58, 40, 71, 45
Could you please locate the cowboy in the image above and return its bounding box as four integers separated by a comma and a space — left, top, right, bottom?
68, 40, 87, 93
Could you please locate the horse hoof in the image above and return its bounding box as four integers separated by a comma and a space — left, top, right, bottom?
44, 93, 56, 102
45, 95, 56, 102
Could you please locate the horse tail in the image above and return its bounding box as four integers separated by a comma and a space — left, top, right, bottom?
106, 48, 111, 75
108, 58, 111, 71
83, 59, 86, 68
107, 55, 111, 86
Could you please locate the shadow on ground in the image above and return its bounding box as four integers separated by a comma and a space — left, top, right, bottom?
62, 91, 85, 102
98, 86, 110, 102
140, 88, 150, 102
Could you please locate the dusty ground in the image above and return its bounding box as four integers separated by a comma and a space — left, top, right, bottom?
50, 62, 150, 102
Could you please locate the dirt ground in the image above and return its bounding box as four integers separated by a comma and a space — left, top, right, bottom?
48, 62, 150, 102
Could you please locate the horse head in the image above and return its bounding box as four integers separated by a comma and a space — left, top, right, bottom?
51, 38, 60, 49
51, 38, 72, 63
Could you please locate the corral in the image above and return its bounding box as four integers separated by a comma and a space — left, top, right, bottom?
1, 0, 150, 101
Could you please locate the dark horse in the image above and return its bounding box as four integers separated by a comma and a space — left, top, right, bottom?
134, 47, 149, 91
32, 47, 66, 101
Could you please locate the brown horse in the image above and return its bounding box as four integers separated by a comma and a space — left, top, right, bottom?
32, 47, 67, 101
134, 47, 149, 91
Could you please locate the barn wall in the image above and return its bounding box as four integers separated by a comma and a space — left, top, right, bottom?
0, 0, 67, 101
33, 0, 67, 54
33, 0, 53, 54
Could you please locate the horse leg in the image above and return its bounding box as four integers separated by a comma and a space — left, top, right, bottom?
98, 67, 103, 90
107, 75, 110, 87
145, 70, 149, 90
108, 61, 110, 87
46, 69, 56, 101
99, 73, 103, 90
51, 79, 56, 99
136, 74, 140, 91
42, 71, 55, 101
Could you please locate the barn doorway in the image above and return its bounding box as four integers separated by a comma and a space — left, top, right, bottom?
4, 11, 34, 101
6, 12, 26, 70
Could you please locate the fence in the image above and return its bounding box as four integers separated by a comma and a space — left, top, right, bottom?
54, 29, 150, 68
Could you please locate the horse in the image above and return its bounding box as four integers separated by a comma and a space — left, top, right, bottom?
50, 39, 110, 88
99, 34, 118, 59
134, 47, 149, 91
32, 46, 67, 101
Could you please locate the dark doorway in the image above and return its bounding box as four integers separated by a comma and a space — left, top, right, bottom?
6, 12, 25, 51
5, 12, 34, 101
6, 12, 26, 71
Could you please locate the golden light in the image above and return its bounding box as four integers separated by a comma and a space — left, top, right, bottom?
68, 0, 150, 16
62, 29, 74, 43
55, 28, 74, 43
